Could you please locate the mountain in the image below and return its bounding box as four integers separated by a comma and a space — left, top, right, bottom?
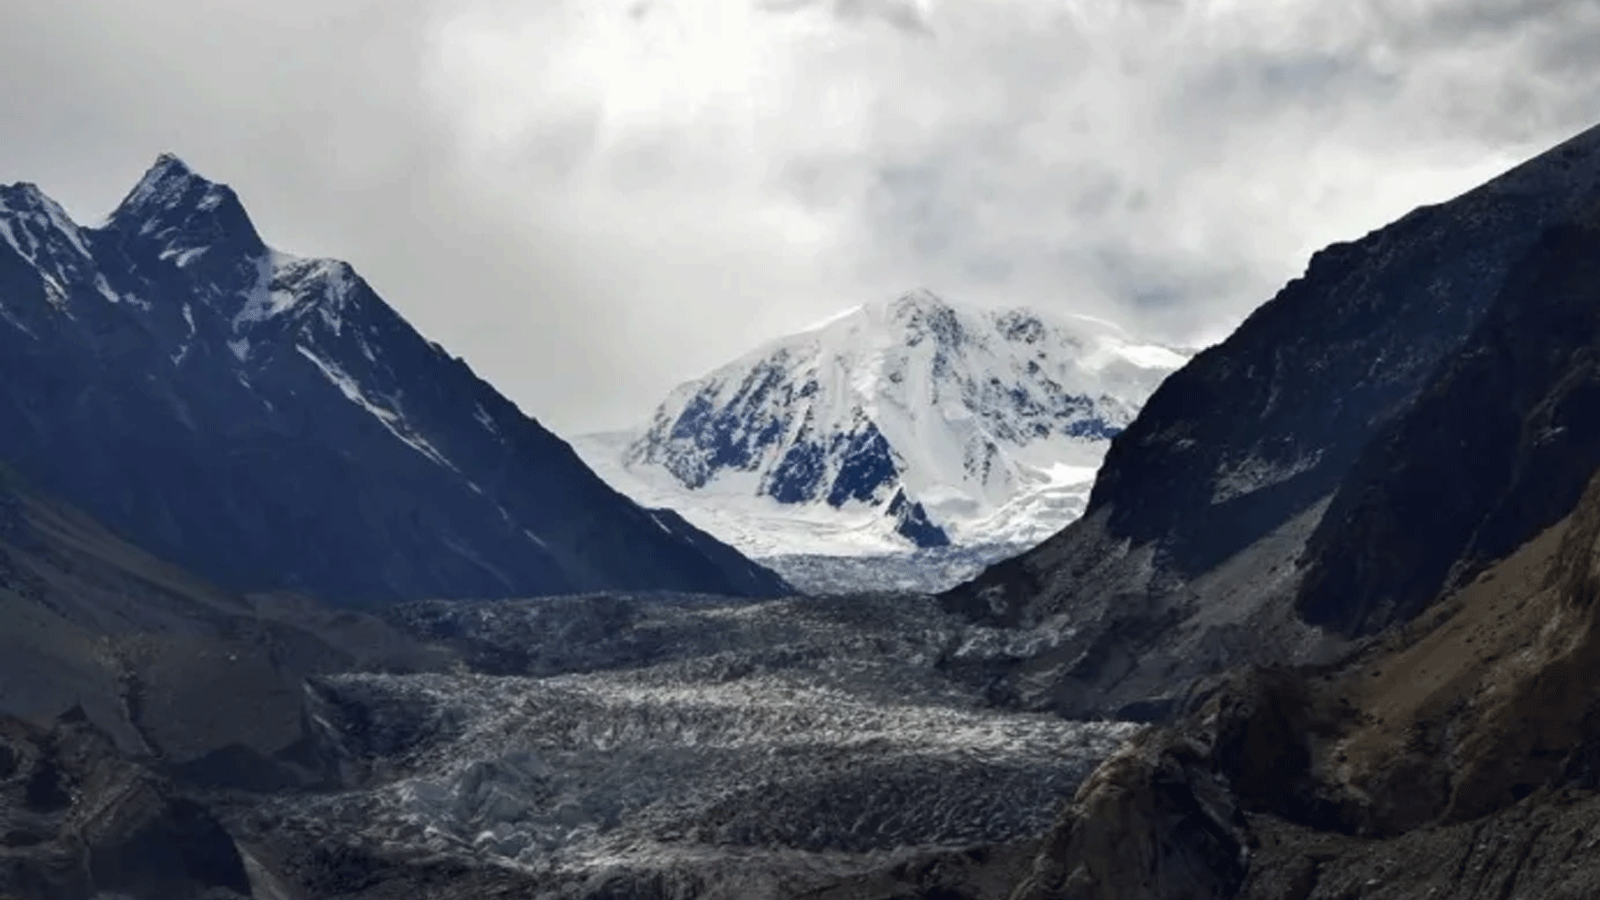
1008, 123, 1600, 898
577, 291, 1187, 569
22, 124, 1600, 899
941, 121, 1600, 720
0, 155, 788, 605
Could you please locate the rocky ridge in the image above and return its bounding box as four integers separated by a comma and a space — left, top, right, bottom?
0, 156, 786, 606
968, 122, 1600, 898
943, 121, 1600, 720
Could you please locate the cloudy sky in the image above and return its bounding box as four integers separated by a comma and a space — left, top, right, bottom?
2, 0, 1598, 432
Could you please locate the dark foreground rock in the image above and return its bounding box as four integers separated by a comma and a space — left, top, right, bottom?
1014, 468, 1600, 899
0, 709, 249, 900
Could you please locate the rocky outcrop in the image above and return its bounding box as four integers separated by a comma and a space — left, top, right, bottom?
1010, 664, 1364, 900
1010, 733, 1246, 900
887, 487, 952, 548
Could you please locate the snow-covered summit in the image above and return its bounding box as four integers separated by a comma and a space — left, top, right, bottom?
577, 290, 1189, 560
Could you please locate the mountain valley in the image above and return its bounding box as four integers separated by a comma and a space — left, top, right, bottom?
8, 118, 1600, 900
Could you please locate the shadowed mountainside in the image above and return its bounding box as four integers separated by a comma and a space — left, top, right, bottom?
983, 122, 1600, 898
0, 157, 786, 606
941, 122, 1600, 720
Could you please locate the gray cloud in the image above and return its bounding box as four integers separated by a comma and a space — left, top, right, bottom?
0, 0, 1597, 432
757, 0, 935, 34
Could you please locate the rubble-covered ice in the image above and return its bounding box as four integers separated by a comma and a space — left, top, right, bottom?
258, 593, 1141, 890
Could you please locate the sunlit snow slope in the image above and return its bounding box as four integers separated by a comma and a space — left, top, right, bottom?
576, 291, 1188, 573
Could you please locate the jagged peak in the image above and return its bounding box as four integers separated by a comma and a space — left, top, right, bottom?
0, 180, 79, 226
115, 153, 213, 216
0, 181, 95, 264
150, 151, 194, 177
0, 180, 49, 206
106, 152, 263, 256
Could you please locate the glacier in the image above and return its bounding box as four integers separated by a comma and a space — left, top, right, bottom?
241, 591, 1139, 895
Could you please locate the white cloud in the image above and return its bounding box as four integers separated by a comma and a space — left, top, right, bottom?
0, 0, 1596, 430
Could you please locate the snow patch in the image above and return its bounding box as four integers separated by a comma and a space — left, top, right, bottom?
296, 345, 457, 470
473, 403, 499, 436
164, 247, 208, 268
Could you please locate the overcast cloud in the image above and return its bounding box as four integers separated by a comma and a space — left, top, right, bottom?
2, 0, 1598, 431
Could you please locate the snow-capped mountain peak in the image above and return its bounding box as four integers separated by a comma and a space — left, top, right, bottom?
578, 290, 1189, 567
97, 157, 374, 353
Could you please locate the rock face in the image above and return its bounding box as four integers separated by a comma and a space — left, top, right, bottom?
1020, 469, 1600, 899
0, 156, 787, 606
943, 122, 1600, 718
1009, 732, 1248, 900
988, 120, 1600, 899
579, 291, 1186, 559
1298, 193, 1600, 635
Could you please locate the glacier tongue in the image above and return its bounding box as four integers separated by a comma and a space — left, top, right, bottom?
256, 592, 1139, 891
576, 291, 1188, 575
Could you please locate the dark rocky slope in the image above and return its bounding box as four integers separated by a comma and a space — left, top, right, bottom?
943, 122, 1600, 719
0, 709, 251, 900
0, 158, 786, 605
1298, 194, 1600, 635
992, 125, 1600, 899
1014, 469, 1600, 900
0, 467, 446, 775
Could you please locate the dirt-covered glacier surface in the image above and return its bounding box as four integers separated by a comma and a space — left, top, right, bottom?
241, 593, 1140, 898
